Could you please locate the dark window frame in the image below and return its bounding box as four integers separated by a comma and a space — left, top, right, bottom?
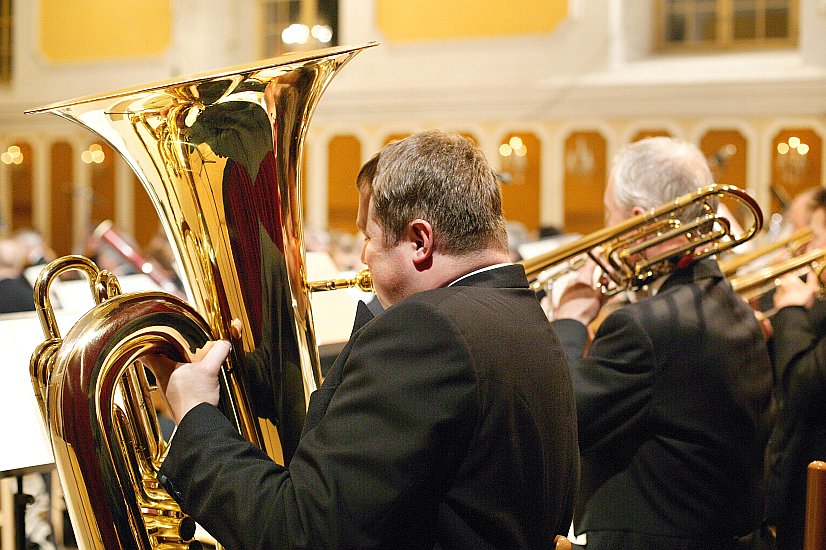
654, 0, 799, 53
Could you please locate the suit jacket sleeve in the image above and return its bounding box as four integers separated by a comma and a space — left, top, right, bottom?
552, 309, 655, 455
158, 299, 477, 549
771, 302, 826, 419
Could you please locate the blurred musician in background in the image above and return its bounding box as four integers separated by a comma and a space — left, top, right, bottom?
786, 186, 821, 235
151, 130, 579, 548
12, 227, 55, 270
764, 186, 826, 550
0, 237, 36, 314
550, 137, 774, 549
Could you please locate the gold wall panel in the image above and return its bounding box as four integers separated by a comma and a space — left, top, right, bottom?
700, 130, 750, 229
376, 0, 567, 42
631, 129, 672, 142
39, 0, 171, 63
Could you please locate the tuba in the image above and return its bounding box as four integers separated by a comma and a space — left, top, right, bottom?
521, 184, 763, 295
28, 43, 376, 549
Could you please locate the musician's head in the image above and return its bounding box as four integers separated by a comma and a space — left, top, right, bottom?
605, 137, 714, 225
356, 129, 509, 306
0, 238, 26, 280
806, 187, 826, 249
788, 186, 826, 231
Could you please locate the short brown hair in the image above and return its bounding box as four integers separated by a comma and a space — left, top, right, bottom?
356, 130, 508, 255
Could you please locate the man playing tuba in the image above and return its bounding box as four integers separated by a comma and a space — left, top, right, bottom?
154, 130, 580, 548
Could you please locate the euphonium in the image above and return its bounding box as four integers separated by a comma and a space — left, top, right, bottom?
28, 43, 376, 549
522, 184, 763, 294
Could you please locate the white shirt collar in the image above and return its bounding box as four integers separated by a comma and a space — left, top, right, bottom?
448, 263, 513, 287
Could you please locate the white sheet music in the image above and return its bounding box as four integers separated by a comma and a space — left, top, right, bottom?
0, 274, 163, 476
0, 311, 56, 475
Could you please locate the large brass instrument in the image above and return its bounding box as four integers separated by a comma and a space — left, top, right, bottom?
28, 43, 375, 549
521, 184, 763, 295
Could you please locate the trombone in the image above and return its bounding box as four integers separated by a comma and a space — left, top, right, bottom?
522, 184, 763, 296
730, 247, 826, 303
719, 227, 813, 277
309, 184, 763, 299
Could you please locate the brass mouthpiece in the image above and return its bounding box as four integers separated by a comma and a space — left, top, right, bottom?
307, 269, 373, 293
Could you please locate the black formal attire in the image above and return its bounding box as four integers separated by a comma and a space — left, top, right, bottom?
551, 258, 773, 549
159, 264, 579, 549
0, 275, 35, 313
765, 298, 826, 549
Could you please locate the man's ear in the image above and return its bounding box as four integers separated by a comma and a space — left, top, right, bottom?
408, 219, 434, 266
630, 205, 646, 218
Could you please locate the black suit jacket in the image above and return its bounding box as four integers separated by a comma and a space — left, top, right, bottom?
551, 258, 773, 548
766, 298, 826, 550
159, 264, 579, 549
0, 275, 35, 314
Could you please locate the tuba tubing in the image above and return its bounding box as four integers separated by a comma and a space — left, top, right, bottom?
28, 43, 376, 549
31, 255, 211, 549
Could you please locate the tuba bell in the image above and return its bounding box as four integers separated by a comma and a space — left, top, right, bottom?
28, 43, 376, 549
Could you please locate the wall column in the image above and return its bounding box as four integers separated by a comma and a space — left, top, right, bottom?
73, 140, 92, 253
304, 134, 329, 232
115, 156, 134, 235
32, 137, 50, 240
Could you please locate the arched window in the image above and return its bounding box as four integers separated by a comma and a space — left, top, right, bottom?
631, 129, 672, 142
50, 141, 74, 256
261, 0, 338, 56
0, 0, 11, 84
770, 128, 822, 215
498, 132, 541, 233
563, 131, 607, 235
327, 134, 362, 232
4, 142, 33, 234
85, 142, 116, 237
700, 129, 752, 230
700, 129, 748, 187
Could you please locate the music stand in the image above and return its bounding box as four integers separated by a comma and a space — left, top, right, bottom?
0, 311, 57, 550
1, 275, 195, 548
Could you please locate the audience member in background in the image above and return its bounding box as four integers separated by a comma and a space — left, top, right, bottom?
786, 186, 820, 234
506, 220, 531, 262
